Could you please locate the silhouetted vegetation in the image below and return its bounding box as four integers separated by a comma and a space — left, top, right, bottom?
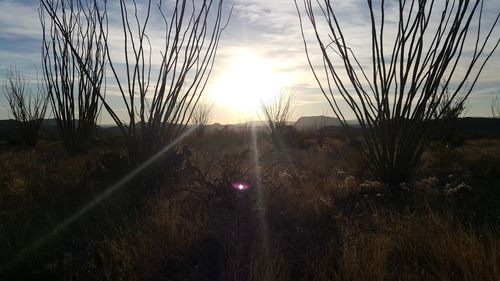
192, 102, 214, 137
1, 129, 499, 280
1, 0, 500, 280
2, 69, 48, 147
261, 89, 295, 148
41, 0, 232, 167
296, 0, 500, 191
40, 0, 105, 155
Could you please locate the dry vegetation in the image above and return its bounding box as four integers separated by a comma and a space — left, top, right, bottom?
1, 0, 497, 280
0, 129, 499, 280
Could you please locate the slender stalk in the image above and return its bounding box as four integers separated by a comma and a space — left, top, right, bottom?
295, 0, 500, 189
41, 0, 232, 166
260, 89, 295, 148
40, 0, 106, 155
2, 70, 48, 146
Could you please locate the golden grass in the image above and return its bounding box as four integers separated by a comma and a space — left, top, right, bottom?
100, 194, 208, 281
248, 240, 289, 281
307, 211, 500, 281
1, 133, 499, 280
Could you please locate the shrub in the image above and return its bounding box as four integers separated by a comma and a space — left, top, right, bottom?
2, 69, 48, 146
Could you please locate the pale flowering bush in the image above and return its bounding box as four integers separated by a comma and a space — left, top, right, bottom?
332, 175, 358, 200
343, 175, 357, 190
415, 177, 439, 190
359, 180, 385, 194
445, 182, 472, 196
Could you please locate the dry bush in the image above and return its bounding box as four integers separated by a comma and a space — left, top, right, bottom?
247, 240, 289, 281
186, 146, 256, 208
460, 138, 500, 177
2, 70, 48, 147
101, 197, 208, 281
260, 89, 296, 148
224, 238, 289, 281
391, 213, 499, 281
340, 234, 391, 281
191, 102, 214, 137
2, 116, 499, 280
296, 0, 500, 190
312, 211, 500, 281
423, 143, 465, 176
0, 143, 97, 208
0, 144, 106, 278
421, 138, 499, 205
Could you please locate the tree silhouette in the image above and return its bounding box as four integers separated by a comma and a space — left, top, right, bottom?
3, 70, 48, 146
41, 0, 232, 166
296, 0, 500, 190
261, 89, 295, 148
40, 0, 105, 154
192, 102, 214, 136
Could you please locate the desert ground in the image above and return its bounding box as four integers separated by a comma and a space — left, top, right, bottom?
0, 124, 499, 280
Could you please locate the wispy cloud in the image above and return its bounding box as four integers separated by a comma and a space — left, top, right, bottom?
0, 1, 41, 39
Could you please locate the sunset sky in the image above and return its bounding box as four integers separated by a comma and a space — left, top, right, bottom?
1, 0, 499, 124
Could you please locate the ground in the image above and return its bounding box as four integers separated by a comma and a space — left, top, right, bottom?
0, 129, 499, 280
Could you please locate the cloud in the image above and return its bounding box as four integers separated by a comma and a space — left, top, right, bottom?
0, 1, 45, 82
0, 1, 41, 39
0, 0, 500, 122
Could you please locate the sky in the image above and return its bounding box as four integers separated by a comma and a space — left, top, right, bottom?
0, 0, 499, 124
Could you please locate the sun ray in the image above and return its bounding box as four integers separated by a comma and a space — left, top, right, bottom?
250, 121, 270, 275
4, 126, 198, 270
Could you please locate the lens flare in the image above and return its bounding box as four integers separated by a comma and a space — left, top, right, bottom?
5, 127, 198, 271
232, 182, 250, 191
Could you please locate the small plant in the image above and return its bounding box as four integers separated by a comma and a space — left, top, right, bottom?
191, 102, 214, 136
432, 85, 469, 146
260, 89, 295, 148
2, 69, 48, 146
492, 96, 500, 118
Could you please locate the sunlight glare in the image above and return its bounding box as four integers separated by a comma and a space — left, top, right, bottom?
209, 48, 288, 117
232, 182, 250, 191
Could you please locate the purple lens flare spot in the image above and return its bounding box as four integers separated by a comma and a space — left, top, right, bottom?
232, 182, 250, 191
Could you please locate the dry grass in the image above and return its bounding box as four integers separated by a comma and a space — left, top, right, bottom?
100, 193, 209, 281
247, 240, 289, 281
306, 211, 499, 281
0, 133, 499, 280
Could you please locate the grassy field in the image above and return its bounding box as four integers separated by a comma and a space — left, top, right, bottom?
0, 129, 499, 280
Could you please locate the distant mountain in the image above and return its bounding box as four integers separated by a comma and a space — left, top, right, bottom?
0, 118, 60, 132
1, 117, 498, 141
456, 117, 500, 134
294, 115, 342, 131
205, 122, 224, 133
205, 121, 269, 133
319, 117, 500, 136
41, 118, 59, 127
0, 119, 17, 131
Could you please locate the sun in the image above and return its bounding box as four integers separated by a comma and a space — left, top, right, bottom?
208, 48, 288, 118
